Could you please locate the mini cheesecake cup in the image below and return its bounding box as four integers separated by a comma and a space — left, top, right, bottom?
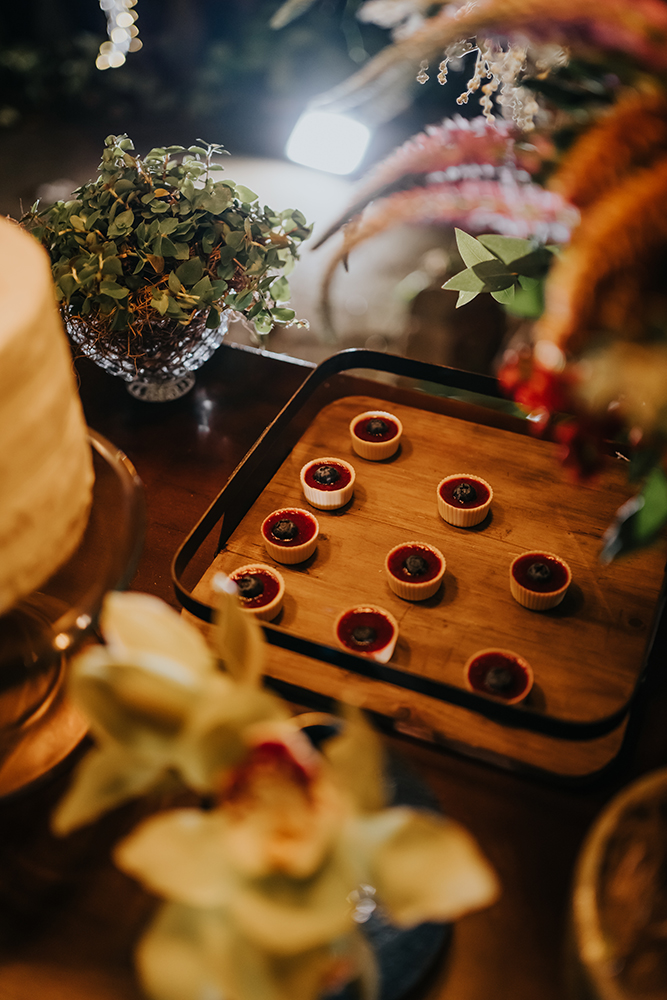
510, 550, 572, 611
385, 541, 446, 601
261, 507, 319, 565
300, 456, 356, 510
229, 563, 285, 622
349, 410, 403, 461
464, 648, 534, 705
334, 604, 399, 664
437, 474, 493, 527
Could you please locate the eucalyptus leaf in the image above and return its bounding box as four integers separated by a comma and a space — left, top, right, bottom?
192, 275, 213, 298
269, 276, 290, 302
454, 228, 497, 268
478, 234, 535, 265
456, 290, 479, 308
176, 258, 204, 285
491, 286, 516, 306
443, 260, 515, 293
601, 466, 667, 562
235, 185, 258, 204
99, 281, 128, 299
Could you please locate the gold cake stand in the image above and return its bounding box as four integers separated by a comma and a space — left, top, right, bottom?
0, 430, 145, 797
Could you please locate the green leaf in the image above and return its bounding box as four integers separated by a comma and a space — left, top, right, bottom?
235, 184, 258, 204
456, 290, 479, 308
508, 247, 555, 278
168, 271, 182, 293
270, 307, 295, 322
107, 209, 134, 238
206, 306, 221, 329
151, 291, 170, 315
192, 275, 212, 298
491, 287, 516, 306
478, 234, 535, 265
171, 242, 191, 260
101, 256, 123, 276
157, 217, 179, 235
175, 258, 204, 285
601, 466, 667, 562
199, 188, 233, 214
503, 281, 545, 318
225, 230, 245, 251
99, 280, 128, 299
253, 311, 274, 335
234, 290, 254, 311
454, 229, 497, 268
269, 276, 290, 302
443, 260, 515, 294
159, 237, 179, 257
443, 269, 488, 294
70, 215, 87, 232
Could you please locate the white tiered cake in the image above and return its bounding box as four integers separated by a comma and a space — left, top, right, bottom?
0, 216, 94, 616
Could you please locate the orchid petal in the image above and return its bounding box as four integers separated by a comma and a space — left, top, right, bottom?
229, 859, 354, 955
178, 681, 286, 789
211, 573, 266, 686
322, 706, 387, 812
51, 745, 161, 835
115, 809, 236, 908
70, 647, 203, 746
136, 902, 225, 1000
368, 810, 500, 927
101, 592, 216, 676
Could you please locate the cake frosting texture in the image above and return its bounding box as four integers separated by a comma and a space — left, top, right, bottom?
0, 217, 94, 615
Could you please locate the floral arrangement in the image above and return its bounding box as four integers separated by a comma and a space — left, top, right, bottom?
273, 0, 667, 560
21, 134, 311, 365
53, 581, 498, 1000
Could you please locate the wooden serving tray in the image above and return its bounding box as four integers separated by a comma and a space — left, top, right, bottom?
174, 350, 667, 780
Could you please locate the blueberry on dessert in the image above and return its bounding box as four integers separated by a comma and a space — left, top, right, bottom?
334, 605, 399, 663
349, 409, 403, 461
510, 550, 572, 611
300, 457, 355, 510
437, 474, 493, 527
465, 648, 533, 704
261, 507, 319, 564
385, 541, 446, 601
228, 563, 285, 621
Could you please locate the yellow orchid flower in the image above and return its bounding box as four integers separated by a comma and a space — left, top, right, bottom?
115, 712, 499, 1000
52, 591, 285, 835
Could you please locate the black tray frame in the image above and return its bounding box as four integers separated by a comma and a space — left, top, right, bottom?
172, 349, 667, 745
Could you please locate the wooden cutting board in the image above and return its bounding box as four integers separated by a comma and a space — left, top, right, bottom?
191, 393, 667, 779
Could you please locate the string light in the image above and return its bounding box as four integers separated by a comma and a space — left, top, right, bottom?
96, 0, 141, 71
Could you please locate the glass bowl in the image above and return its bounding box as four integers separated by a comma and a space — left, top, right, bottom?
66, 310, 229, 401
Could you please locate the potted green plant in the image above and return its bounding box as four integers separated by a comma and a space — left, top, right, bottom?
22, 134, 312, 400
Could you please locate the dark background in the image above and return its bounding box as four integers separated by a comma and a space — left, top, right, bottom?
0, 0, 468, 166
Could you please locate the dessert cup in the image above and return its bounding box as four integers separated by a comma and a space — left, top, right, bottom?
464, 648, 534, 704
300, 457, 355, 510
229, 563, 285, 621
385, 541, 446, 601
510, 550, 572, 610
334, 605, 399, 663
437, 474, 493, 527
349, 410, 403, 461
261, 507, 319, 565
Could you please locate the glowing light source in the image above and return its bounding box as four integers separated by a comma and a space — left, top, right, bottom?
285, 111, 371, 176
97, 0, 140, 70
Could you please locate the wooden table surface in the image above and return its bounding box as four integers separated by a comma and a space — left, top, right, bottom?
1, 341, 666, 1000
